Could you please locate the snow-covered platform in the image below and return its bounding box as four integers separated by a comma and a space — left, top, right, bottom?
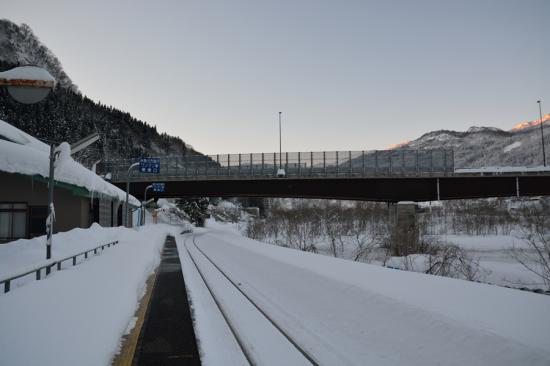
131, 235, 200, 365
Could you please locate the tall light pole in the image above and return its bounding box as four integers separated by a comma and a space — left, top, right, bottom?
279, 111, 282, 169
125, 162, 140, 227
537, 100, 546, 167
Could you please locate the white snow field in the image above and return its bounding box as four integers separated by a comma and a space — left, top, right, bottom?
0, 224, 177, 366
180, 221, 550, 366
1, 220, 549, 366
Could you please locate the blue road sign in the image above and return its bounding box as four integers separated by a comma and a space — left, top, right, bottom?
139, 157, 160, 174
152, 183, 165, 192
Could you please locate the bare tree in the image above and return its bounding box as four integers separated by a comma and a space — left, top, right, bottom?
511, 211, 550, 289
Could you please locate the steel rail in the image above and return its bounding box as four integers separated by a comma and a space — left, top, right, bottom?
187, 234, 320, 366
182, 236, 255, 366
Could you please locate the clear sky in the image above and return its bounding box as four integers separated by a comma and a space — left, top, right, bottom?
2, 0, 549, 154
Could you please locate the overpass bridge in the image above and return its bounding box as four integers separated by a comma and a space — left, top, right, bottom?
101, 149, 550, 202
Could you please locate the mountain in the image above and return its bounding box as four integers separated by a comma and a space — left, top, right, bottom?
0, 20, 75, 91
0, 19, 201, 167
389, 118, 550, 169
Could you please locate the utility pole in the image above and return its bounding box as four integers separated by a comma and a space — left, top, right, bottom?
537, 100, 546, 167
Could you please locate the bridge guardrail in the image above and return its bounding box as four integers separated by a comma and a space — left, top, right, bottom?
101, 149, 454, 181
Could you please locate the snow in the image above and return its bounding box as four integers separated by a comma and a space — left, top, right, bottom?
216, 200, 240, 210
157, 198, 177, 210
503, 141, 522, 153
180, 223, 550, 365
455, 165, 550, 173
0, 65, 55, 82
0, 223, 177, 366
1, 216, 549, 365
0, 119, 140, 206
436, 234, 526, 251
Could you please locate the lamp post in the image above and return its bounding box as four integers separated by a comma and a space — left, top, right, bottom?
125, 162, 140, 227
537, 100, 546, 167
142, 185, 153, 225
1, 66, 57, 260
279, 111, 282, 169
276, 112, 286, 177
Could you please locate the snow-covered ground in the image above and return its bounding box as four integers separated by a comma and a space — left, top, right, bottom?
180, 220, 550, 365
434, 234, 544, 288
2, 216, 549, 365
0, 223, 177, 366
250, 223, 546, 290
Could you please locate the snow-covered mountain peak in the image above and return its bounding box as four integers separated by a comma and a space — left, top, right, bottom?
389, 121, 547, 168
510, 114, 550, 132
466, 126, 504, 133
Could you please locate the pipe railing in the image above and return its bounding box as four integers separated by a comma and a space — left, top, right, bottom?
0, 240, 119, 294
101, 149, 455, 181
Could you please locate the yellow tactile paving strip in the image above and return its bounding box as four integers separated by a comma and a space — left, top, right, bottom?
111, 268, 158, 366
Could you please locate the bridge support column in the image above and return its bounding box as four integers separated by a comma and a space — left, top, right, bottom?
389, 201, 419, 257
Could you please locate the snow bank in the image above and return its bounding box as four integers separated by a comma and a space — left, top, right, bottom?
0, 224, 178, 366
0, 119, 139, 206
436, 234, 527, 251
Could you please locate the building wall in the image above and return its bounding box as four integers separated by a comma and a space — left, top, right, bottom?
99, 198, 112, 227
112, 201, 122, 227
0, 172, 93, 239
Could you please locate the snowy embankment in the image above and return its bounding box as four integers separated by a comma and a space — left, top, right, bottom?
180, 221, 550, 366
0, 224, 177, 366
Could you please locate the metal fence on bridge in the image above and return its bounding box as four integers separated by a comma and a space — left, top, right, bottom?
102, 149, 454, 181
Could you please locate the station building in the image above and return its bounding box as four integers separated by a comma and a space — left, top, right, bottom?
0, 119, 140, 243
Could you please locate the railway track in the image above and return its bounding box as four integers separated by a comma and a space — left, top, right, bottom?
183, 234, 320, 366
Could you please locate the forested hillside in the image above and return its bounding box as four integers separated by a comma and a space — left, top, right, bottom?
0, 19, 200, 167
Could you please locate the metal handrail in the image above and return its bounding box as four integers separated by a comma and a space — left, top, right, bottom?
0, 240, 119, 294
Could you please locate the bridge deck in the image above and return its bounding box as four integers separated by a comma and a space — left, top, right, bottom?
114, 174, 550, 202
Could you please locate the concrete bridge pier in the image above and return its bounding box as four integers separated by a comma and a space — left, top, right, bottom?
389, 201, 420, 257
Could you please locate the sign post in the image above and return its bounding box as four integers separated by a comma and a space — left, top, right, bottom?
127, 158, 160, 227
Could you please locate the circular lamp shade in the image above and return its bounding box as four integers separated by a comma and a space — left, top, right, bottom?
0, 66, 56, 104
7, 85, 52, 104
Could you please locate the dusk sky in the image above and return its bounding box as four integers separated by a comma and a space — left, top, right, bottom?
2, 0, 548, 154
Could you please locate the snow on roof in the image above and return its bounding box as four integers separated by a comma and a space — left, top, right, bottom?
0, 65, 55, 82
0, 119, 140, 206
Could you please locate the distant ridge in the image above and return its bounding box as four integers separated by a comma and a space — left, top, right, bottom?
389, 121, 549, 168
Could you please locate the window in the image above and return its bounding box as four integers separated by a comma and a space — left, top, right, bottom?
0, 203, 27, 243
28, 206, 48, 238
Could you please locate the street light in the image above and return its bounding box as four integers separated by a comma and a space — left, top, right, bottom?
279, 111, 282, 168
142, 185, 153, 225
537, 100, 546, 167
277, 112, 285, 177
1, 66, 58, 261
125, 162, 140, 227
